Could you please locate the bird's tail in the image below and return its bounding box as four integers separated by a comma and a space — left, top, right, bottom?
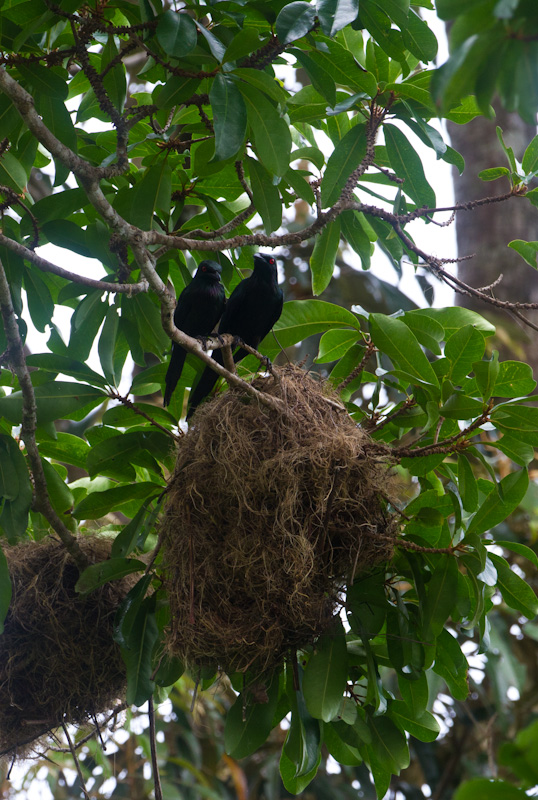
186, 350, 223, 419
163, 345, 187, 407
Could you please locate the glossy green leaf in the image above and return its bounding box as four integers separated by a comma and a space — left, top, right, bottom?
101, 35, 126, 113
522, 133, 538, 174
156, 76, 201, 109
321, 123, 367, 208
276, 1, 316, 43
122, 595, 158, 707
489, 553, 538, 617
41, 459, 74, 516
72, 482, 162, 520
384, 124, 436, 208
76, 557, 146, 594
454, 779, 527, 800
39, 433, 91, 471
247, 157, 282, 234
0, 152, 27, 193
493, 405, 538, 446
494, 435, 535, 466
238, 82, 291, 176
0, 382, 106, 425
508, 239, 538, 268
390, 701, 440, 742
458, 454, 479, 512
315, 328, 358, 362
156, 10, 197, 57
467, 469, 529, 536
433, 628, 469, 700
303, 618, 348, 721
311, 219, 341, 296
25, 354, 107, 387
401, 9, 438, 62
493, 541, 538, 570
114, 573, 153, 648
370, 314, 439, 387
422, 556, 459, 640
98, 306, 120, 387
112, 498, 159, 558
225, 673, 280, 758
445, 324, 485, 383
317, 0, 359, 37
210, 74, 247, 163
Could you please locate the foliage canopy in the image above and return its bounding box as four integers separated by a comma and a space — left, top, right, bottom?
1, 0, 538, 797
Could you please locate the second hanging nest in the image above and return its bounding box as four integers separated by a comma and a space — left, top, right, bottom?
161, 365, 398, 675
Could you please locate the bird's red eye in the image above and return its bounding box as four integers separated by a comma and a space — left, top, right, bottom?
269, 258, 275, 265
202, 265, 207, 272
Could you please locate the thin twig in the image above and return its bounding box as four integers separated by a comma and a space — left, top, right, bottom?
149, 697, 163, 800
61, 722, 91, 800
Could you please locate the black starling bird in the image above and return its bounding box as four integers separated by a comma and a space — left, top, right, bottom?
163, 260, 226, 407
186, 253, 284, 418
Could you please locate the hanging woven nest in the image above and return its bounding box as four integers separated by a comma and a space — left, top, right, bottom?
0, 535, 132, 760
161, 365, 398, 676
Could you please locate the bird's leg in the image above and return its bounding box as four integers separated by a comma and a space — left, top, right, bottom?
195, 335, 210, 352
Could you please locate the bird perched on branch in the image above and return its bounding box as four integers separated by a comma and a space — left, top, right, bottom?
163, 260, 226, 408
186, 253, 284, 419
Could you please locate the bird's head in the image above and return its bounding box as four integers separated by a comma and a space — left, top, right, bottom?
253, 253, 278, 278
197, 260, 222, 281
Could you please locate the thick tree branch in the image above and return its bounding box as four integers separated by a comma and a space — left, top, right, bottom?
0, 257, 89, 570
0, 233, 147, 295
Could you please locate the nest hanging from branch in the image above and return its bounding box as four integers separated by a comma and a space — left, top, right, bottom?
0, 535, 132, 760
161, 365, 398, 676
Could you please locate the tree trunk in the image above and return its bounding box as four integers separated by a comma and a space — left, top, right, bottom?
447, 105, 538, 370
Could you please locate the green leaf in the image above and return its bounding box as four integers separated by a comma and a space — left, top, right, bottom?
98, 306, 120, 387
0, 152, 27, 192
0, 382, 105, 424
128, 162, 172, 230
122, 595, 158, 707
489, 553, 538, 617
303, 618, 348, 722
25, 354, 107, 387
311, 219, 341, 296
454, 779, 527, 800
413, 307, 495, 338
114, 574, 153, 648
112, 498, 158, 558
276, 1, 316, 43
264, 300, 360, 358
493, 541, 538, 570
0, 546, 11, 634
317, 0, 359, 37
458, 454, 479, 512
478, 166, 511, 181
156, 76, 200, 109
284, 667, 321, 778
41, 459, 74, 516
492, 360, 536, 397
156, 10, 197, 57
101, 35, 126, 113
321, 123, 367, 208
225, 673, 280, 758
445, 324, 485, 383
72, 482, 162, 520
384, 124, 436, 208
0, 435, 32, 541
440, 392, 484, 419
493, 405, 538, 446
422, 556, 459, 640
522, 133, 538, 174
508, 239, 538, 268
280, 748, 321, 795
401, 9, 438, 62
433, 628, 469, 700
324, 724, 363, 765
238, 82, 291, 176
75, 557, 145, 594
494, 435, 535, 466
366, 715, 410, 775
370, 313, 439, 388
39, 433, 91, 470
316, 328, 358, 363
247, 157, 281, 234
468, 469, 529, 535
390, 701, 440, 742
210, 74, 247, 163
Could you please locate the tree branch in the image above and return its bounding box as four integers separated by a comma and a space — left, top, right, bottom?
0, 257, 89, 570
0, 234, 148, 295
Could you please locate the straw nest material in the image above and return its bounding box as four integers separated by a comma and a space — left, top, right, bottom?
0, 535, 131, 760
162, 365, 398, 676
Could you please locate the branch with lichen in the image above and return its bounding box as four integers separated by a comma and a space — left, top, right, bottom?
0, 257, 89, 571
